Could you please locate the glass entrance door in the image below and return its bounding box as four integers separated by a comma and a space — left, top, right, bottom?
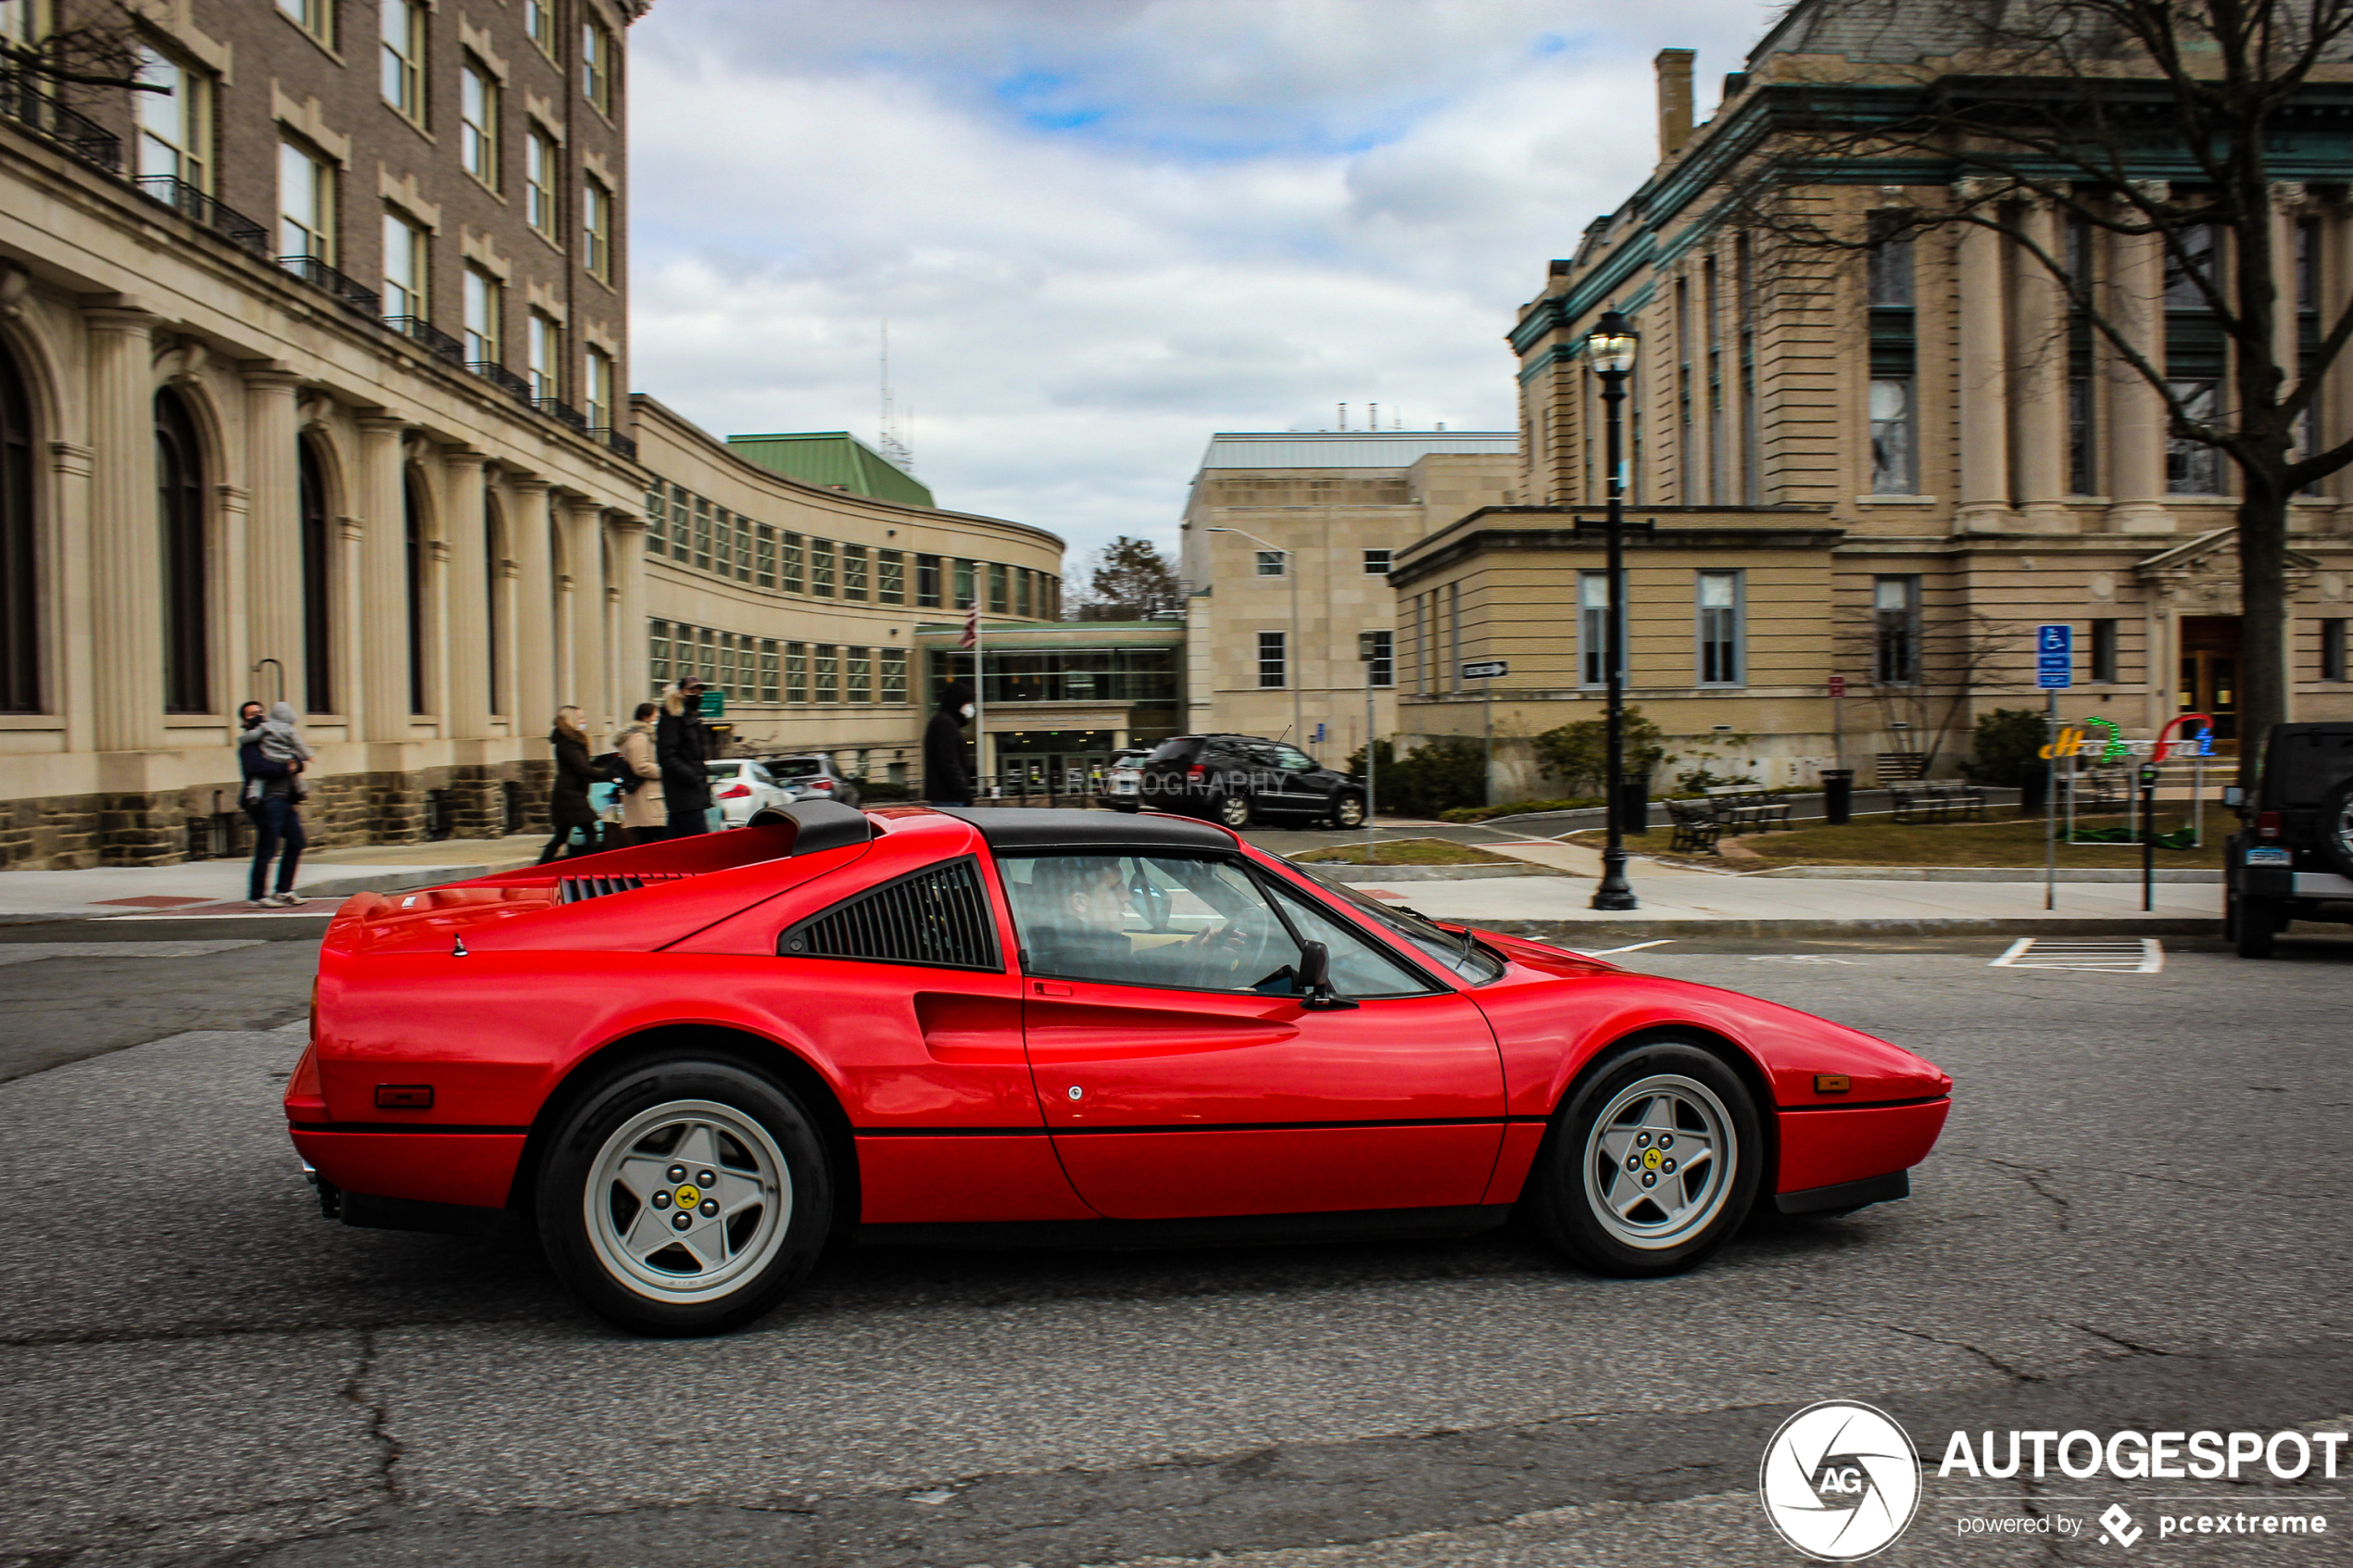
2178, 615, 2241, 746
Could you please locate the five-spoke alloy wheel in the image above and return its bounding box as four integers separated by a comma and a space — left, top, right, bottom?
1527, 1039, 1761, 1276
539, 1056, 831, 1336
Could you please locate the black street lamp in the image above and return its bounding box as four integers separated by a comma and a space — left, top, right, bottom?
1579, 309, 1643, 912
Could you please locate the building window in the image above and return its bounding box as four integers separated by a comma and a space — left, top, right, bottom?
381, 210, 427, 320
760, 638, 780, 703
2067, 218, 2098, 495
780, 530, 804, 593
844, 543, 868, 600
582, 177, 613, 282
814, 645, 839, 704
277, 140, 334, 263
462, 266, 500, 363
583, 19, 615, 115
1867, 215, 1917, 495
1696, 571, 1743, 685
881, 647, 909, 704
645, 480, 666, 554
785, 642, 808, 704
667, 483, 690, 562
916, 553, 941, 608
403, 473, 427, 713
954, 558, 976, 608
584, 346, 614, 428
755, 524, 775, 589
734, 513, 752, 583
711, 506, 733, 579
277, 0, 333, 44
134, 46, 210, 190
525, 129, 560, 239
460, 58, 498, 187
649, 619, 670, 696
989, 561, 1009, 614
2090, 619, 2120, 684
298, 438, 333, 713
2167, 381, 2224, 495
1254, 549, 1286, 577
848, 646, 873, 704
157, 390, 208, 714
526, 312, 560, 400
525, 0, 558, 57
381, 0, 425, 120
1578, 571, 1624, 687
2165, 223, 2226, 495
878, 549, 905, 606
1257, 630, 1287, 689
1363, 548, 1392, 575
812, 539, 837, 596
696, 625, 716, 687
1873, 575, 1921, 685
1362, 629, 1393, 688
691, 495, 711, 572
2321, 620, 2347, 684
1015, 567, 1032, 618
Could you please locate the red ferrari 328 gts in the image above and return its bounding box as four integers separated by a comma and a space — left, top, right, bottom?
286, 804, 1951, 1336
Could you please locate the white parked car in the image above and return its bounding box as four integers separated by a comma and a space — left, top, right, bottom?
764, 754, 862, 808
704, 759, 796, 828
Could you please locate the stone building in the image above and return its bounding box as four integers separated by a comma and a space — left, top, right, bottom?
1177, 431, 1518, 766
1401, 3, 2353, 792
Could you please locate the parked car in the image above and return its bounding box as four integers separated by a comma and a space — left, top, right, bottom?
705, 759, 796, 828
287, 803, 1950, 1336
764, 753, 862, 808
2225, 721, 2353, 958
1098, 747, 1152, 812
1134, 734, 1367, 829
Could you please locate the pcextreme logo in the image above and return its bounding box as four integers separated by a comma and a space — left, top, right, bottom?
1758, 1400, 1924, 1562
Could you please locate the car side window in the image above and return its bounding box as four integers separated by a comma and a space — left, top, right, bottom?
1262, 881, 1437, 997
1003, 853, 1304, 996
1272, 745, 1314, 771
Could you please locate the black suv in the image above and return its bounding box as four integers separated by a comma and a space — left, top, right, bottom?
1133, 734, 1367, 830
2226, 721, 2353, 958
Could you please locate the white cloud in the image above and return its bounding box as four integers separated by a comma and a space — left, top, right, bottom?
627, 0, 1777, 570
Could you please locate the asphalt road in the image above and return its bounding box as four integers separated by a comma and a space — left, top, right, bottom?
4, 926, 2350, 1566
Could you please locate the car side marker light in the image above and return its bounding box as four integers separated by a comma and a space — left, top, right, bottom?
1813, 1074, 1851, 1094
375, 1085, 434, 1110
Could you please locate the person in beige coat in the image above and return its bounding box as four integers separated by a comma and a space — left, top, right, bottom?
616, 701, 666, 845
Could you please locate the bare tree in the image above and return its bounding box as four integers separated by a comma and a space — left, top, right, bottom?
1729, 0, 2353, 781
1833, 608, 2027, 776
3, 1, 159, 94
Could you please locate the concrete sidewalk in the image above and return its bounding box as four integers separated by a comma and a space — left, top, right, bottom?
0, 834, 546, 921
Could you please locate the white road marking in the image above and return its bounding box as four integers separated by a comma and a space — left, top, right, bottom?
1571, 939, 1676, 957
1745, 955, 1863, 964
1989, 938, 2164, 973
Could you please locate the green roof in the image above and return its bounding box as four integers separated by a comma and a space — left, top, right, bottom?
724, 432, 935, 508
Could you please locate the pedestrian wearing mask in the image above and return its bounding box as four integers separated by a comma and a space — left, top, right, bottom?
540, 705, 600, 863
616, 700, 666, 846
925, 680, 975, 807
656, 680, 714, 839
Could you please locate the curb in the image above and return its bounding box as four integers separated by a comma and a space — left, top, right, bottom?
1750, 865, 2221, 884
1473, 916, 2221, 941
1288, 862, 1564, 884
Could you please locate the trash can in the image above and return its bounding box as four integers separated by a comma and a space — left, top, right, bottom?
1820, 768, 1856, 826
1618, 772, 1653, 834
2018, 760, 2049, 815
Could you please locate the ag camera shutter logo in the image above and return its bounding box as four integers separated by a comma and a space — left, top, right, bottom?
1758, 1400, 1923, 1561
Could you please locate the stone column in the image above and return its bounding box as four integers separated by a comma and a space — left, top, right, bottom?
2012, 200, 2071, 531
441, 450, 492, 739
244, 368, 305, 709
84, 307, 162, 753
1953, 187, 2017, 531
48, 441, 96, 752
2108, 183, 2173, 532
355, 416, 409, 740
610, 515, 648, 725
509, 477, 557, 732
560, 495, 609, 739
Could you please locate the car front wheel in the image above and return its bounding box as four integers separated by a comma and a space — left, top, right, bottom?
1526, 1040, 1761, 1277
537, 1055, 833, 1336
1328, 794, 1366, 829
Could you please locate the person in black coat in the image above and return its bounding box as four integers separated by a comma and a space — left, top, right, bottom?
925, 681, 975, 806
539, 706, 600, 863
656, 679, 715, 838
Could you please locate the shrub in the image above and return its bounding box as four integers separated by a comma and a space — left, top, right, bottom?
1962, 708, 2048, 786
1529, 706, 1670, 796
1345, 735, 1489, 818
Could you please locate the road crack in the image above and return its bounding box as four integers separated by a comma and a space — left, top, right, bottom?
340, 1327, 403, 1504
1973, 1156, 2071, 1231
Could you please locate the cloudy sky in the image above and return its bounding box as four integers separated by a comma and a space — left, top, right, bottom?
626, 0, 1780, 572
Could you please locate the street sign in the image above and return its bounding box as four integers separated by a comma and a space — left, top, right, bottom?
1828, 675, 1846, 698
2035, 623, 2073, 690
1311, 722, 1327, 744
698, 690, 727, 717
1460, 659, 1508, 681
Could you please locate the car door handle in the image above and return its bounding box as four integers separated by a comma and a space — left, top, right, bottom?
1033, 982, 1072, 997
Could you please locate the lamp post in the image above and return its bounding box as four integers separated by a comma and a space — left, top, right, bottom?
1580, 309, 1642, 912
1207, 525, 1302, 751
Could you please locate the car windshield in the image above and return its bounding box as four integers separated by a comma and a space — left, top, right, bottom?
767, 758, 825, 778
1286, 864, 1505, 984
703, 762, 746, 777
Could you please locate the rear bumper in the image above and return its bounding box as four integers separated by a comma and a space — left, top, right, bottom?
288, 1126, 526, 1210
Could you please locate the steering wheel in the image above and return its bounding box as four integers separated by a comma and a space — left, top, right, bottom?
1178, 916, 1282, 989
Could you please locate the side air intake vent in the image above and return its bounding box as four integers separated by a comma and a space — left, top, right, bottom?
778, 857, 1000, 971
558, 872, 694, 904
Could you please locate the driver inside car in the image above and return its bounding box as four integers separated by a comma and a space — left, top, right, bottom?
1015, 854, 1300, 993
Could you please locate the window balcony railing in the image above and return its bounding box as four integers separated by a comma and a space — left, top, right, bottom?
469, 359, 534, 401
134, 175, 269, 256
277, 254, 380, 317
382, 313, 467, 365
589, 427, 637, 461
534, 395, 588, 432
0, 70, 122, 170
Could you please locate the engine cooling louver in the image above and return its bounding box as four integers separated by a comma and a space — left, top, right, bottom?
557, 872, 693, 905
777, 857, 999, 971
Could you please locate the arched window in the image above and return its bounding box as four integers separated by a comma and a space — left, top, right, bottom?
298, 437, 332, 713
484, 488, 506, 714
0, 336, 36, 713
404, 470, 427, 714
155, 389, 208, 713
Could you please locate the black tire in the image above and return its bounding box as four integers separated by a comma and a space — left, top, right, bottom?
1214, 793, 1254, 830
2233, 895, 2279, 960
1327, 793, 1367, 830
537, 1054, 834, 1336
1525, 1039, 1763, 1278
2321, 779, 2353, 880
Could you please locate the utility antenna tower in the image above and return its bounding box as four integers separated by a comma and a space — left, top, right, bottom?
878, 320, 914, 473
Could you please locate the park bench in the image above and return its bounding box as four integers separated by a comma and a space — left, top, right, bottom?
1703, 785, 1794, 834
1665, 797, 1725, 855
1888, 782, 1988, 823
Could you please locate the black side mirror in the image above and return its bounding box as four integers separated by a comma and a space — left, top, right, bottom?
1298, 941, 1358, 1010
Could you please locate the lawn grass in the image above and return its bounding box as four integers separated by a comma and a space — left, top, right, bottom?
1564, 812, 2225, 871
1290, 837, 1526, 867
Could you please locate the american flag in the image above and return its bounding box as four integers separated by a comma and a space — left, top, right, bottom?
960, 602, 978, 649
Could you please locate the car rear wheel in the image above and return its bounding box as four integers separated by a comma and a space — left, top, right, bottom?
1215, 793, 1254, 830
537, 1055, 832, 1336
2321, 779, 2353, 880
1328, 794, 1366, 830
1526, 1040, 1761, 1277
